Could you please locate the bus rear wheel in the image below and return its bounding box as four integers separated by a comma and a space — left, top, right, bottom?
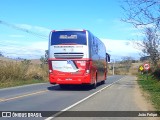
92, 80, 97, 89
92, 75, 97, 89
59, 84, 68, 89
101, 80, 105, 84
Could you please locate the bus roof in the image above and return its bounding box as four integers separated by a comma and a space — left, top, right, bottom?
51, 29, 87, 32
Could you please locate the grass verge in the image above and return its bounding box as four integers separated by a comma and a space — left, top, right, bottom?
0, 60, 48, 89
0, 79, 48, 89
138, 74, 160, 111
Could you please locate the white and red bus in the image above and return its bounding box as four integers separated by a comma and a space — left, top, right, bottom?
48, 29, 110, 89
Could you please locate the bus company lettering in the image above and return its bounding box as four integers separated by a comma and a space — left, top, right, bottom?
11, 112, 42, 118
60, 35, 77, 39
53, 66, 72, 70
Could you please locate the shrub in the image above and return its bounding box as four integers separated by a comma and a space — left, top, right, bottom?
0, 59, 48, 87
152, 68, 160, 81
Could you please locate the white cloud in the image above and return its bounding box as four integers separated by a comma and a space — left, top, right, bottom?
0, 39, 48, 59
29, 41, 48, 51
101, 38, 141, 59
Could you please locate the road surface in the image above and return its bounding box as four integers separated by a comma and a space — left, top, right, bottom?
0, 75, 157, 120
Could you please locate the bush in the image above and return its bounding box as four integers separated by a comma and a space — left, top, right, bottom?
0, 59, 48, 88
0, 61, 29, 82
138, 74, 160, 110
152, 68, 160, 81
26, 64, 48, 81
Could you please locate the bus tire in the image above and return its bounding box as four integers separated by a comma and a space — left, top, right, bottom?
92, 80, 97, 89
101, 80, 105, 84
59, 84, 68, 89
92, 75, 97, 89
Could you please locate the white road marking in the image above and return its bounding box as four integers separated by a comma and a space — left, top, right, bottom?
45, 76, 126, 120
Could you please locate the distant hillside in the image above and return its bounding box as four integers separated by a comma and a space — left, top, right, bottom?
0, 56, 15, 62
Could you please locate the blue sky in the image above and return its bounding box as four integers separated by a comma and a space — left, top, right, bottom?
0, 0, 142, 60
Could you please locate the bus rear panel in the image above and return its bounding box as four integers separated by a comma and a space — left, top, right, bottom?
48, 29, 108, 87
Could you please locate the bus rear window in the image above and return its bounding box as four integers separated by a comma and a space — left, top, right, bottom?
51, 31, 87, 45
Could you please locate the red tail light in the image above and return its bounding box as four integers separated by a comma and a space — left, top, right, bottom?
48, 61, 52, 73
86, 60, 90, 73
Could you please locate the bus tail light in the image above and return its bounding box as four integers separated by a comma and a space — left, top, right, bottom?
49, 70, 52, 73
85, 61, 90, 74
48, 61, 53, 73
86, 70, 90, 74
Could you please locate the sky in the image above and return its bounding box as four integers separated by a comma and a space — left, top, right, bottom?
0, 0, 143, 60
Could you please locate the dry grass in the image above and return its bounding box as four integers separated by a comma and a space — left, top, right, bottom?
0, 58, 48, 88
108, 62, 142, 75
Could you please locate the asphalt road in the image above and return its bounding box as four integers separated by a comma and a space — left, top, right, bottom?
0, 75, 157, 120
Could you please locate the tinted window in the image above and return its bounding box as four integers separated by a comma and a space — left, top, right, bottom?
51, 31, 87, 45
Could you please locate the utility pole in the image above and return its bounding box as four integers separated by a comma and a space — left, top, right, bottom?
113, 59, 115, 75
111, 59, 115, 75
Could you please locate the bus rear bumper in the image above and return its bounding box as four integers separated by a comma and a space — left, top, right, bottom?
49, 75, 91, 85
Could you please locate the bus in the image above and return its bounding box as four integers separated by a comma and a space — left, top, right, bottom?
48, 29, 110, 89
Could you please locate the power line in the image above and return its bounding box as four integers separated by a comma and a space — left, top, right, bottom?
0, 20, 49, 58
0, 20, 49, 39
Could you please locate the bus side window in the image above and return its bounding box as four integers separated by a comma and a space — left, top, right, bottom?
106, 53, 110, 62
92, 37, 96, 54
95, 38, 98, 54
92, 37, 95, 45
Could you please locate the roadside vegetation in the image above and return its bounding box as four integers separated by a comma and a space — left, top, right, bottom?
120, 0, 160, 111
138, 73, 160, 111
0, 57, 48, 88
108, 57, 140, 75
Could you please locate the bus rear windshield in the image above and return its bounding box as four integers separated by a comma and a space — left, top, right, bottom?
51, 31, 87, 45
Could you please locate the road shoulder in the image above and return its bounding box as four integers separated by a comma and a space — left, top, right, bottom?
134, 76, 155, 111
